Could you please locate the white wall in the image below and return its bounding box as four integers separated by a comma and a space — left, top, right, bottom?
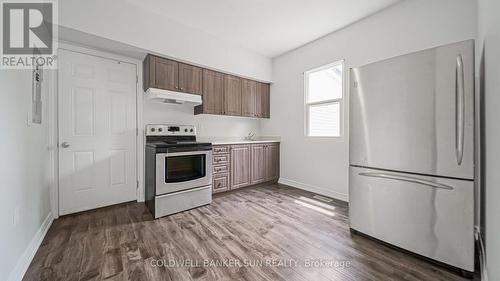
143, 101, 260, 140
58, 0, 272, 82
261, 0, 477, 201
0, 70, 53, 280
477, 0, 500, 279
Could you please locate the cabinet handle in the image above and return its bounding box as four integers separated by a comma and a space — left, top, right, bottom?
358, 172, 454, 190
180, 87, 184, 90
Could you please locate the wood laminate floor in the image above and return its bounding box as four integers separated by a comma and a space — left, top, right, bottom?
24, 184, 472, 281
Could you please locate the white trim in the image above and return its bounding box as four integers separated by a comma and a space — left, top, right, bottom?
136, 56, 145, 202
278, 178, 349, 202
8, 212, 54, 281
304, 60, 345, 139
304, 59, 345, 74
50, 42, 144, 216
47, 69, 59, 219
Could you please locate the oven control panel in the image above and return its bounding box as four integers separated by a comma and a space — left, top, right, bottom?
146, 124, 196, 136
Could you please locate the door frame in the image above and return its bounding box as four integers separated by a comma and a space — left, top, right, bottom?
49, 42, 144, 218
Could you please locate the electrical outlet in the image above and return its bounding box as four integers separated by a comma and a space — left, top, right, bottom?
13, 206, 20, 226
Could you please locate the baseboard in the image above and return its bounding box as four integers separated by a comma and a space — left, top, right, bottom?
8, 212, 53, 281
278, 178, 349, 202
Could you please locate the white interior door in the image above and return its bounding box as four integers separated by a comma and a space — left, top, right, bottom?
58, 49, 137, 215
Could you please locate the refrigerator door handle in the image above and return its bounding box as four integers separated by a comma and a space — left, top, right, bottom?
358, 172, 454, 190
455, 54, 465, 166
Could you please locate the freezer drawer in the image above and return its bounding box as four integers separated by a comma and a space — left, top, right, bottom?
349, 166, 474, 271
153, 185, 212, 219
349, 40, 475, 180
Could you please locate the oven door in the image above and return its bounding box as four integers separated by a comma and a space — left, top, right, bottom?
155, 150, 212, 195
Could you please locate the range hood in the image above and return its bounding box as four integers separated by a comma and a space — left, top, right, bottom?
145, 88, 202, 105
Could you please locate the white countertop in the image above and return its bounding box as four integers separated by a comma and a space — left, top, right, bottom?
198, 137, 281, 145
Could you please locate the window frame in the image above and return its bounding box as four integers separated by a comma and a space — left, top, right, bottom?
304, 60, 345, 138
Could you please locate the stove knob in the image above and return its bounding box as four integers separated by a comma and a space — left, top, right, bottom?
158, 128, 163, 132
184, 128, 188, 132
190, 129, 194, 132
151, 128, 156, 132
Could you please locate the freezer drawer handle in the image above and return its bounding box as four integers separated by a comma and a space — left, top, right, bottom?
455, 54, 465, 166
358, 172, 454, 190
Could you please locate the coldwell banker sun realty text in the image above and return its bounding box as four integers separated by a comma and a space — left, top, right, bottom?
1, 0, 58, 69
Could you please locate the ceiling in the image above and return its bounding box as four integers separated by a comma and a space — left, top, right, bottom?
128, 0, 401, 58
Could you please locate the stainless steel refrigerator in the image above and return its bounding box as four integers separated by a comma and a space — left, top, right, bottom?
349, 40, 476, 273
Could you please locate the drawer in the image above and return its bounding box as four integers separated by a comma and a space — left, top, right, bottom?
350, 166, 474, 271
213, 154, 229, 165
213, 164, 229, 174
153, 185, 212, 219
213, 173, 229, 193
213, 145, 230, 155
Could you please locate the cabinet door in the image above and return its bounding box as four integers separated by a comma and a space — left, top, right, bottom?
224, 75, 242, 116
143, 55, 155, 91
202, 69, 224, 114
250, 144, 266, 184
255, 83, 263, 118
259, 83, 270, 118
154, 57, 179, 91
178, 63, 202, 95
231, 145, 251, 189
265, 144, 280, 181
241, 79, 257, 117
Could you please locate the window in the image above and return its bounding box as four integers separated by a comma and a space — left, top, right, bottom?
305, 61, 344, 137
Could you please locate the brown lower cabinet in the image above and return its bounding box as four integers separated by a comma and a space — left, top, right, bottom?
212, 143, 279, 194
230, 144, 251, 189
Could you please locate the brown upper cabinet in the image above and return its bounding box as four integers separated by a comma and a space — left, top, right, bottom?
178, 63, 203, 95
223, 75, 242, 116
258, 83, 270, 118
143, 55, 202, 95
242, 79, 270, 118
195, 69, 224, 115
144, 53, 270, 118
242, 79, 258, 117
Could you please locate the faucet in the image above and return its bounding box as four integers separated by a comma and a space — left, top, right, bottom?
244, 132, 255, 141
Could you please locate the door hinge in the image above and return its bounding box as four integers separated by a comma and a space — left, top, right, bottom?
137, 180, 139, 189
136, 75, 139, 84
136, 128, 139, 136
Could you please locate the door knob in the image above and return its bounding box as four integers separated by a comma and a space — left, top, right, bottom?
61, 142, 70, 148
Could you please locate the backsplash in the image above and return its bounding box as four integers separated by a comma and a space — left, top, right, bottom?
143, 99, 261, 138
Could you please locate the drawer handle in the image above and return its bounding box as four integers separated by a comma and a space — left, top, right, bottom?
358, 172, 454, 190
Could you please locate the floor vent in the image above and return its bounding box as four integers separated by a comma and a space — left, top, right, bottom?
312, 195, 333, 203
